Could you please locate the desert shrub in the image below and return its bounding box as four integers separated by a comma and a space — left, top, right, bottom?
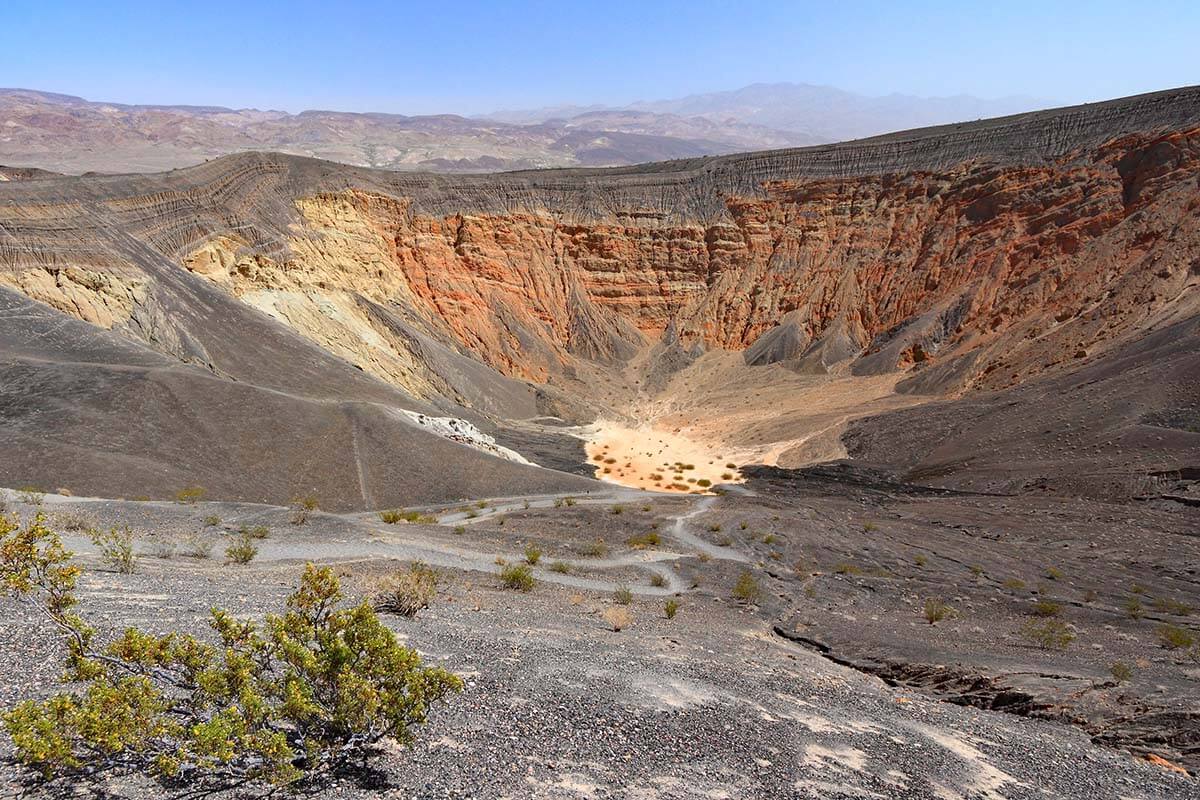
613, 585, 633, 605
1130, 582, 1149, 595
150, 540, 175, 559
602, 606, 631, 632
922, 598, 956, 625
499, 563, 534, 591
718, 536, 733, 547
1110, 661, 1134, 682
380, 509, 435, 525
696, 479, 712, 488
914, 554, 928, 567
969, 564, 985, 578
49, 511, 94, 532
175, 486, 206, 504
610, 505, 624, 515
1020, 618, 1075, 650
202, 514, 221, 527
1153, 596, 1194, 616
722, 473, 734, 480
732, 571, 761, 605
239, 524, 270, 540
181, 535, 212, 559
664, 599, 679, 619
549, 561, 571, 574
563, 497, 576, 507
626, 532, 660, 549
1044, 566, 1063, 581
0, 517, 460, 787
553, 498, 564, 508
834, 562, 863, 576
1002, 577, 1025, 590
649, 573, 667, 588
762, 534, 778, 545
1156, 624, 1197, 650
1123, 596, 1144, 619
1031, 599, 1063, 617
16, 487, 44, 506
225, 533, 258, 565
453, 525, 466, 535
863, 522, 878, 533
708, 523, 721, 533
696, 551, 712, 563
289, 495, 319, 525
90, 526, 136, 574
579, 539, 608, 557
725, 463, 737, 469
373, 562, 438, 617
523, 545, 542, 565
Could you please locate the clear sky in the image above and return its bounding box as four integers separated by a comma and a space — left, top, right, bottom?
3, 0, 1196, 115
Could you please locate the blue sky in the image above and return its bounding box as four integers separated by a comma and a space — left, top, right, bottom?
3, 0, 1196, 114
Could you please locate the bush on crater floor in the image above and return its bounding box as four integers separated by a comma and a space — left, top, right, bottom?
373, 561, 438, 617
499, 563, 534, 591
90, 526, 136, 574
0, 514, 461, 787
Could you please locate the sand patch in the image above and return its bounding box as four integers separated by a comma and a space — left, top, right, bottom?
583, 419, 744, 493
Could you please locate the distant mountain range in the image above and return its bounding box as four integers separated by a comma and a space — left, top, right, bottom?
0, 84, 1044, 175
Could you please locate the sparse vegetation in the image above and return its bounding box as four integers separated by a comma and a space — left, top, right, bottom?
602, 606, 631, 632
90, 526, 136, 574
17, 487, 45, 506
181, 535, 212, 559
579, 539, 608, 557
696, 479, 712, 488
1044, 566, 1063, 581
1020, 618, 1075, 650
1110, 661, 1134, 682
289, 494, 319, 525
626, 531, 660, 549
862, 522, 878, 533
1123, 596, 1144, 619
1152, 596, 1194, 616
523, 545, 542, 565
49, 511, 93, 532
239, 524, 269, 540
969, 564, 985, 578
613, 585, 633, 605
922, 598, 956, 625
834, 562, 863, 576
0, 516, 460, 787
649, 573, 667, 588
732, 571, 761, 605
224, 532, 258, 564
1156, 624, 1197, 650
664, 599, 679, 619
380, 508, 436, 525
549, 561, 571, 574
202, 514, 221, 527
1031, 599, 1063, 617
914, 554, 928, 567
150, 540, 175, 559
610, 504, 624, 515
453, 525, 466, 535
175, 486, 206, 504
1002, 577, 1025, 590
373, 562, 438, 617
500, 563, 534, 591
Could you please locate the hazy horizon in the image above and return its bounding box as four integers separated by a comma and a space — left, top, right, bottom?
4, 0, 1196, 116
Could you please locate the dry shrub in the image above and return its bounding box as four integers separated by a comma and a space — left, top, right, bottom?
373, 562, 438, 618
602, 606, 632, 632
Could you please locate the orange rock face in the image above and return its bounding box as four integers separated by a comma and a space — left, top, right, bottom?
269, 127, 1199, 393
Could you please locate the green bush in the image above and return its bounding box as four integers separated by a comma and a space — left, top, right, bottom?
1031, 599, 1062, 618
523, 545, 542, 566
649, 573, 667, 588
1156, 624, 1197, 650
626, 532, 660, 549
499, 563, 534, 592
201, 515, 221, 528
732, 571, 761, 605
613, 585, 633, 605
0, 515, 460, 787
922, 598, 956, 625
1110, 661, 1134, 682
548, 561, 571, 574
175, 486, 206, 504
1020, 618, 1075, 650
90, 526, 136, 574
380, 509, 436, 525
579, 539, 608, 558
1123, 596, 1144, 619
239, 524, 270, 540
225, 533, 258, 565
664, 599, 679, 619
17, 487, 45, 506
182, 535, 212, 559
